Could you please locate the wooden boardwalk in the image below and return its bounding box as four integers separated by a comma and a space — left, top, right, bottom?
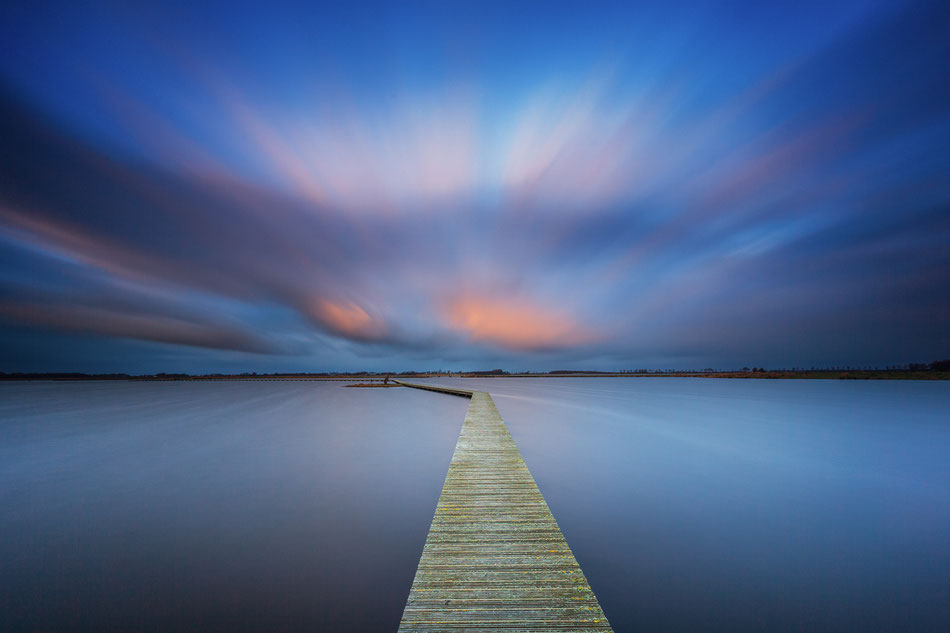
394, 380, 613, 632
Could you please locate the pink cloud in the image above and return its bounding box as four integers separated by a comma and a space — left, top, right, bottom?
442, 293, 595, 351
307, 298, 387, 341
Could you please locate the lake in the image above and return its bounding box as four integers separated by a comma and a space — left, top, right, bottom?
2, 378, 949, 632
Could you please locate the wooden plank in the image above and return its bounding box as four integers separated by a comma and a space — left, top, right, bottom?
392, 380, 475, 398
397, 384, 613, 632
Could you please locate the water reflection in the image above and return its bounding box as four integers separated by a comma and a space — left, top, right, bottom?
2, 378, 948, 632
421, 377, 950, 633
0, 381, 466, 632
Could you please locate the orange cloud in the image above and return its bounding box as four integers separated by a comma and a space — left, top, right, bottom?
309, 298, 386, 341
443, 294, 594, 351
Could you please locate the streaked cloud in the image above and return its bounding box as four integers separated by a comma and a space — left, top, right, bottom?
307, 298, 388, 342
442, 293, 594, 351
0, 0, 947, 371
0, 297, 276, 354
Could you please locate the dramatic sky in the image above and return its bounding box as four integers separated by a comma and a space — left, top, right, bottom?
1, 0, 948, 373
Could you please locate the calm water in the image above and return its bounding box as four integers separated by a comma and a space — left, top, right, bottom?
0, 381, 467, 632
420, 377, 950, 633
2, 378, 949, 632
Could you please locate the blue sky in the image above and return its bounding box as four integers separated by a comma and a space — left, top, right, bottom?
1, 0, 948, 372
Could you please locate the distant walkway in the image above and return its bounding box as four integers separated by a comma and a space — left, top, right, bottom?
394, 380, 613, 632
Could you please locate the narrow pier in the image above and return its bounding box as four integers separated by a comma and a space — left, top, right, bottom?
395, 380, 613, 632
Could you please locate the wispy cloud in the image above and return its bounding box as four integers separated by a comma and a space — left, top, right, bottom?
441, 292, 595, 351
0, 0, 947, 370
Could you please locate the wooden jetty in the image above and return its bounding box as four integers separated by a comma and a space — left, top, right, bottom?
394, 380, 613, 632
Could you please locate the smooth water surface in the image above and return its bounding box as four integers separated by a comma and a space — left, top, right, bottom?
0, 380, 467, 632
420, 377, 950, 633
2, 378, 949, 632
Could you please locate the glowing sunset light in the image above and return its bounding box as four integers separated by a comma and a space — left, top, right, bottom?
444, 295, 593, 351
0, 0, 947, 372
310, 299, 385, 341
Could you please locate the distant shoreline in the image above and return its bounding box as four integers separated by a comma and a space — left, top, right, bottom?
2, 370, 949, 381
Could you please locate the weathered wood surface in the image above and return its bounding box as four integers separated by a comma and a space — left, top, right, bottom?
397, 382, 613, 632
392, 380, 475, 398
